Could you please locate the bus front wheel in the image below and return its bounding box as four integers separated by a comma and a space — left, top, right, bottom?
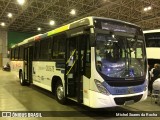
55, 81, 66, 104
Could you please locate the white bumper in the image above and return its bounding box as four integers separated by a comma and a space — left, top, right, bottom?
88, 89, 148, 108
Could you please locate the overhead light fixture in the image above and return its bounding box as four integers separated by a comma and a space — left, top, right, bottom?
37, 27, 41, 31
144, 6, 152, 11
70, 9, 76, 15
50, 20, 55, 25
7, 13, 13, 18
148, 6, 152, 10
103, 0, 110, 2
17, 0, 25, 5
1, 22, 5, 26
144, 8, 148, 11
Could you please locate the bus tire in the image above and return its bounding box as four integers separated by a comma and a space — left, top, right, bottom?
19, 72, 26, 86
55, 80, 66, 104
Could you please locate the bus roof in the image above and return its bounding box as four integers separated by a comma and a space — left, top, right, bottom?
143, 29, 160, 34
11, 16, 93, 48
11, 16, 140, 48
11, 34, 42, 48
92, 16, 139, 27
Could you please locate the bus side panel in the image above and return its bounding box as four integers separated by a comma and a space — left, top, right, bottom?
82, 76, 90, 106
146, 48, 160, 59
10, 60, 24, 77
32, 61, 65, 92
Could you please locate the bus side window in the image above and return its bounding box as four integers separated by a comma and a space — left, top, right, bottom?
34, 42, 40, 60
39, 38, 50, 60
19, 46, 24, 60
14, 47, 19, 60
52, 35, 66, 60
48, 37, 52, 60
52, 38, 58, 59
11, 49, 15, 60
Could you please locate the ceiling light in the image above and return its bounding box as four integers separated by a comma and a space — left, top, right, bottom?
103, 0, 110, 2
1, 22, 5, 26
144, 6, 152, 11
70, 9, 76, 15
17, 0, 25, 5
7, 13, 12, 18
144, 8, 148, 11
37, 27, 41, 31
148, 6, 152, 10
50, 20, 55, 25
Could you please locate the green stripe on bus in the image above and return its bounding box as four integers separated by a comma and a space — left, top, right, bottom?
47, 25, 69, 36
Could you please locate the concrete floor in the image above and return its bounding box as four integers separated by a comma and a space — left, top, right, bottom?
0, 70, 160, 120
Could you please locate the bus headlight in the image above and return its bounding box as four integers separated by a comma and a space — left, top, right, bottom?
94, 79, 110, 95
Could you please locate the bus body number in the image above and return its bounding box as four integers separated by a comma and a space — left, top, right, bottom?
46, 65, 54, 72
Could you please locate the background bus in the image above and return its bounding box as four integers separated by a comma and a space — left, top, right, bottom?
10, 16, 148, 108
143, 29, 160, 69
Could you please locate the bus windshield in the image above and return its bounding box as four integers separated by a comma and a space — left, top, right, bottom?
96, 33, 146, 78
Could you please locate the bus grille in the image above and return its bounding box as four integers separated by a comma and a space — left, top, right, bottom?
107, 80, 145, 87
114, 95, 143, 105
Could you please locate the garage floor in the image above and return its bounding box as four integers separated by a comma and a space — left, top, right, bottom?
0, 70, 160, 120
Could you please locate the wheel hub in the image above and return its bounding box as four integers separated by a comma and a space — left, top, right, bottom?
57, 85, 64, 100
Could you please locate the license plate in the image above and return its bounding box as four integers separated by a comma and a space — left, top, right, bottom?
124, 100, 134, 105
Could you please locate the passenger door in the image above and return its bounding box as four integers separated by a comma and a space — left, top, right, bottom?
24, 46, 33, 83
65, 35, 88, 103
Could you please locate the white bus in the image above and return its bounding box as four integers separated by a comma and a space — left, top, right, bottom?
143, 29, 160, 68
10, 16, 148, 108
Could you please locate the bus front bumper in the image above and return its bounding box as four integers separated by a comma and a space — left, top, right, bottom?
88, 89, 148, 108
